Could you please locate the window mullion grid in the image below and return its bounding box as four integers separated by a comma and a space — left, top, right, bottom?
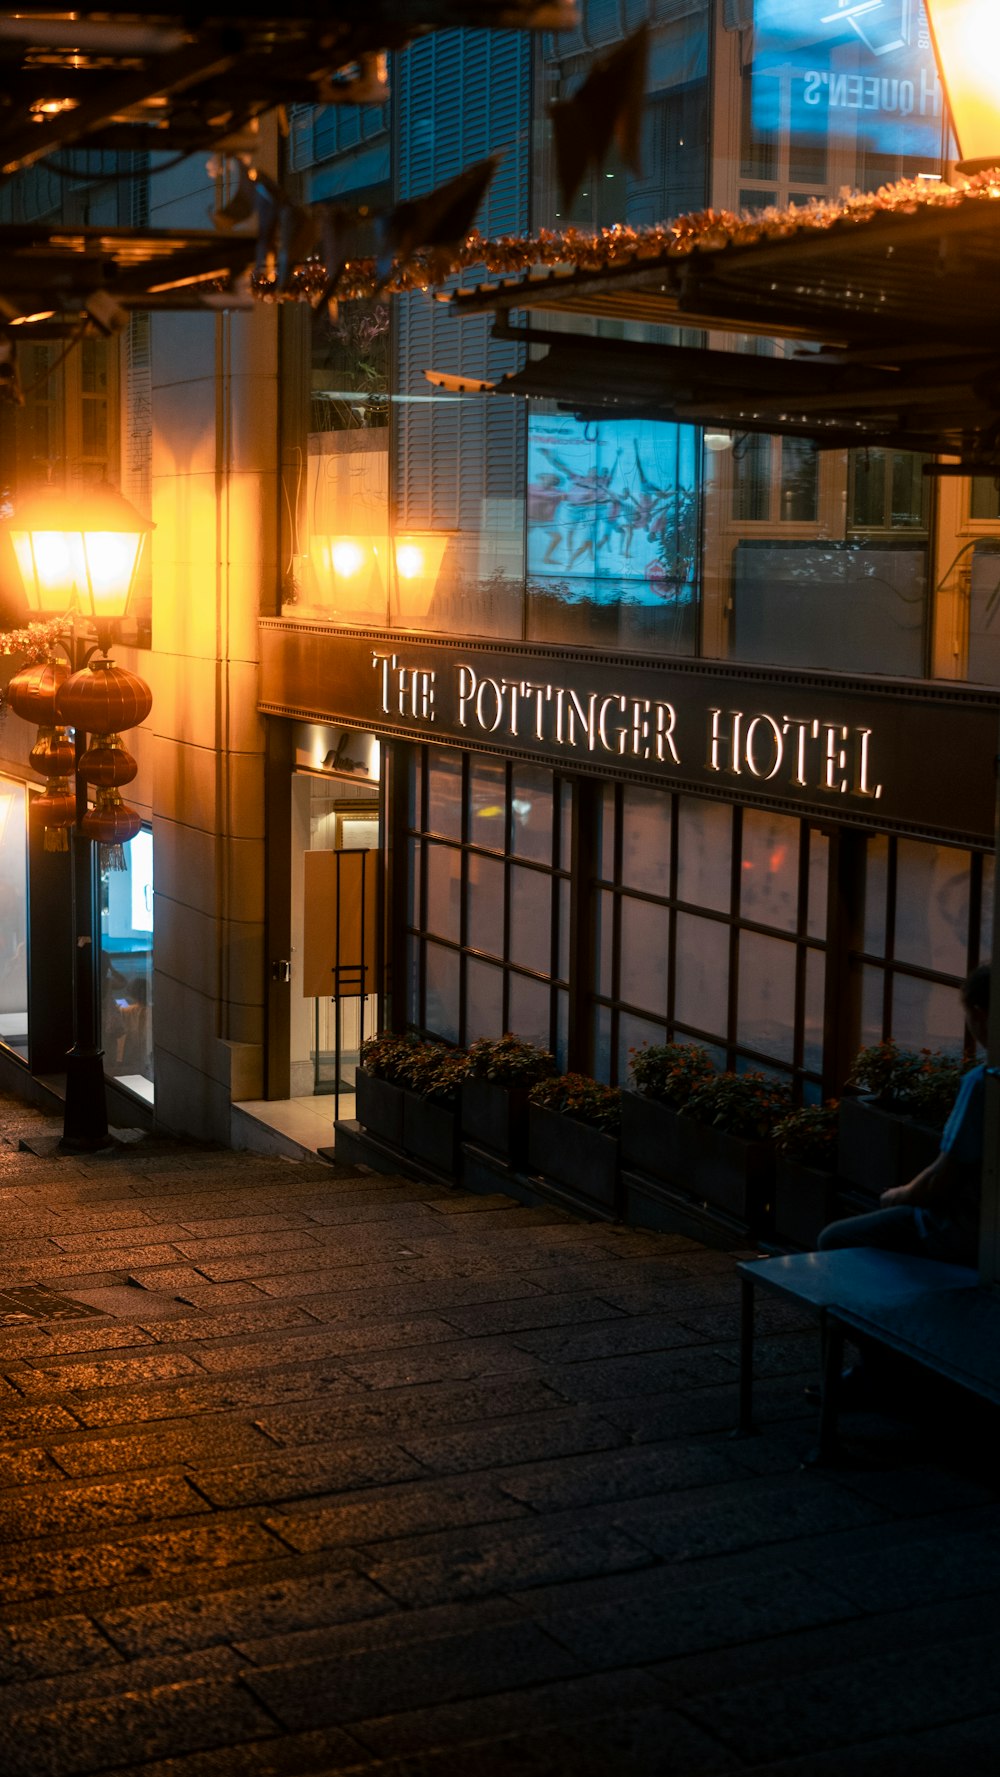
792, 816, 811, 1095
882, 835, 898, 1040
727, 804, 742, 1068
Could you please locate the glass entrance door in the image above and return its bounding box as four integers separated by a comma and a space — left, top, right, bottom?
290, 775, 379, 1103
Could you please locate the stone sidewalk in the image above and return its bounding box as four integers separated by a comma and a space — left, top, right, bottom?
0, 1090, 997, 1777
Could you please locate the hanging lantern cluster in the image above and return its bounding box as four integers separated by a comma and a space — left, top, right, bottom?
5, 658, 75, 851
57, 658, 153, 871
6, 653, 152, 867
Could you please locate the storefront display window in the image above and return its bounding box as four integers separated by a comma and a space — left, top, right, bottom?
0, 780, 28, 1060
100, 827, 153, 1100
404, 748, 570, 1062
855, 832, 987, 1053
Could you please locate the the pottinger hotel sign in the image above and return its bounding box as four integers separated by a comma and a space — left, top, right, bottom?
258, 624, 1000, 844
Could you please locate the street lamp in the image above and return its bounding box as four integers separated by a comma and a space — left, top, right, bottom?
4, 485, 153, 1151
925, 0, 1000, 174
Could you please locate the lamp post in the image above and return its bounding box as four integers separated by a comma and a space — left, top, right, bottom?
5, 486, 153, 1151
925, 0, 1000, 174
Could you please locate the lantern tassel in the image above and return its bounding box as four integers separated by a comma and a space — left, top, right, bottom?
43, 826, 70, 853
100, 843, 128, 873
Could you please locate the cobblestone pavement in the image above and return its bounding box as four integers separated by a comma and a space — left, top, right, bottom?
0, 1090, 997, 1776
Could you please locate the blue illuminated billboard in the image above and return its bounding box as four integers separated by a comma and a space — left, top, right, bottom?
526, 414, 700, 610
751, 0, 943, 160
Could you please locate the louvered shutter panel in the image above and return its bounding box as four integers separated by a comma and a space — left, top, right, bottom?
393, 30, 528, 534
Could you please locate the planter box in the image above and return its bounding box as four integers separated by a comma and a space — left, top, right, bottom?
461, 1077, 531, 1170
620, 1090, 688, 1184
674, 1116, 774, 1231
838, 1096, 941, 1202
527, 1104, 619, 1215
772, 1156, 840, 1251
402, 1089, 461, 1176
354, 1069, 405, 1149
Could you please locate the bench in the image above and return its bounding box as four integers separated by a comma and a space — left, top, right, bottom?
736, 1249, 988, 1462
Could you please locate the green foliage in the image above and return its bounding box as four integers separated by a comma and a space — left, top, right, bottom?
679, 1070, 792, 1142
847, 1040, 963, 1130
629, 1041, 715, 1107
359, 1032, 422, 1083
360, 1033, 469, 1103
773, 1102, 840, 1171
466, 1033, 557, 1087
529, 1072, 621, 1134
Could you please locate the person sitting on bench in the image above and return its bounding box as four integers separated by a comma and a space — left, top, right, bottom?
818, 964, 989, 1272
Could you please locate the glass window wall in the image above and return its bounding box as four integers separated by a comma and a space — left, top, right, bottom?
0, 779, 28, 1059
99, 827, 154, 1101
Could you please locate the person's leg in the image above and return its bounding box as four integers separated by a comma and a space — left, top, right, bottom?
817, 1207, 928, 1257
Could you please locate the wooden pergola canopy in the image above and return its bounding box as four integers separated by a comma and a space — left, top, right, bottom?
0, 3, 573, 174
0, 225, 260, 334
437, 194, 1000, 470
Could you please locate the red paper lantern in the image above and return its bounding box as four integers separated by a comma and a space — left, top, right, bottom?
29, 725, 75, 779
33, 778, 77, 851
77, 732, 138, 788
80, 786, 142, 849
6, 659, 69, 724
56, 659, 152, 736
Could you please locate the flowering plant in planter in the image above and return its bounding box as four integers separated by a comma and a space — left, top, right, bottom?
359, 1031, 422, 1082
528, 1072, 621, 1134
397, 1043, 470, 1105
466, 1033, 556, 1086
629, 1041, 715, 1106
847, 1040, 963, 1131
773, 1102, 839, 1172
680, 1070, 791, 1141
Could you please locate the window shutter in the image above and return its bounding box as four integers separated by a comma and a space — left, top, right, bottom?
394, 30, 528, 532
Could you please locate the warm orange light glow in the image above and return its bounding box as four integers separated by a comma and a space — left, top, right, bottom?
394, 542, 424, 580
331, 539, 368, 579
6, 486, 152, 625
389, 532, 451, 618
926, 0, 1000, 168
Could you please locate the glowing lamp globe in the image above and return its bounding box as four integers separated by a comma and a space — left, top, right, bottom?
6, 485, 152, 624
926, 0, 1000, 172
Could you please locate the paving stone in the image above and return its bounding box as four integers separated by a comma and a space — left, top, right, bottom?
189, 1318, 458, 1375
355, 1706, 734, 1775
0, 1616, 120, 1684
344, 1667, 666, 1760
335, 1335, 543, 1391
139, 1306, 319, 1343
255, 1373, 566, 1447
0, 1518, 284, 1605
611, 1470, 889, 1563
99, 1567, 395, 1660
398, 1407, 624, 1476
99, 1726, 369, 1777
0, 1675, 276, 1777
0, 1471, 209, 1540
540, 1345, 739, 1403
243, 1619, 582, 1731
736, 1713, 1000, 1777
233, 1592, 522, 1670
508, 1313, 714, 1363
47, 1417, 276, 1477
0, 1444, 63, 1486
494, 1440, 745, 1513
361, 1514, 655, 1607
679, 1630, 1000, 1764
265, 1472, 528, 1554
190, 1440, 427, 1507
12, 1351, 208, 1394
434, 1294, 627, 1337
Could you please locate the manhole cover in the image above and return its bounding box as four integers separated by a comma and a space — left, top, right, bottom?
0, 1286, 102, 1325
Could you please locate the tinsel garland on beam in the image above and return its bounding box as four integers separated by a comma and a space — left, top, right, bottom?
245, 171, 1000, 307
0, 618, 67, 663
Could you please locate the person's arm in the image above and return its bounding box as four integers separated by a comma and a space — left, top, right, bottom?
881, 1148, 958, 1208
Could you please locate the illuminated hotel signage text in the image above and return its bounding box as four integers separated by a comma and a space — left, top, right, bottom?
373, 651, 883, 804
